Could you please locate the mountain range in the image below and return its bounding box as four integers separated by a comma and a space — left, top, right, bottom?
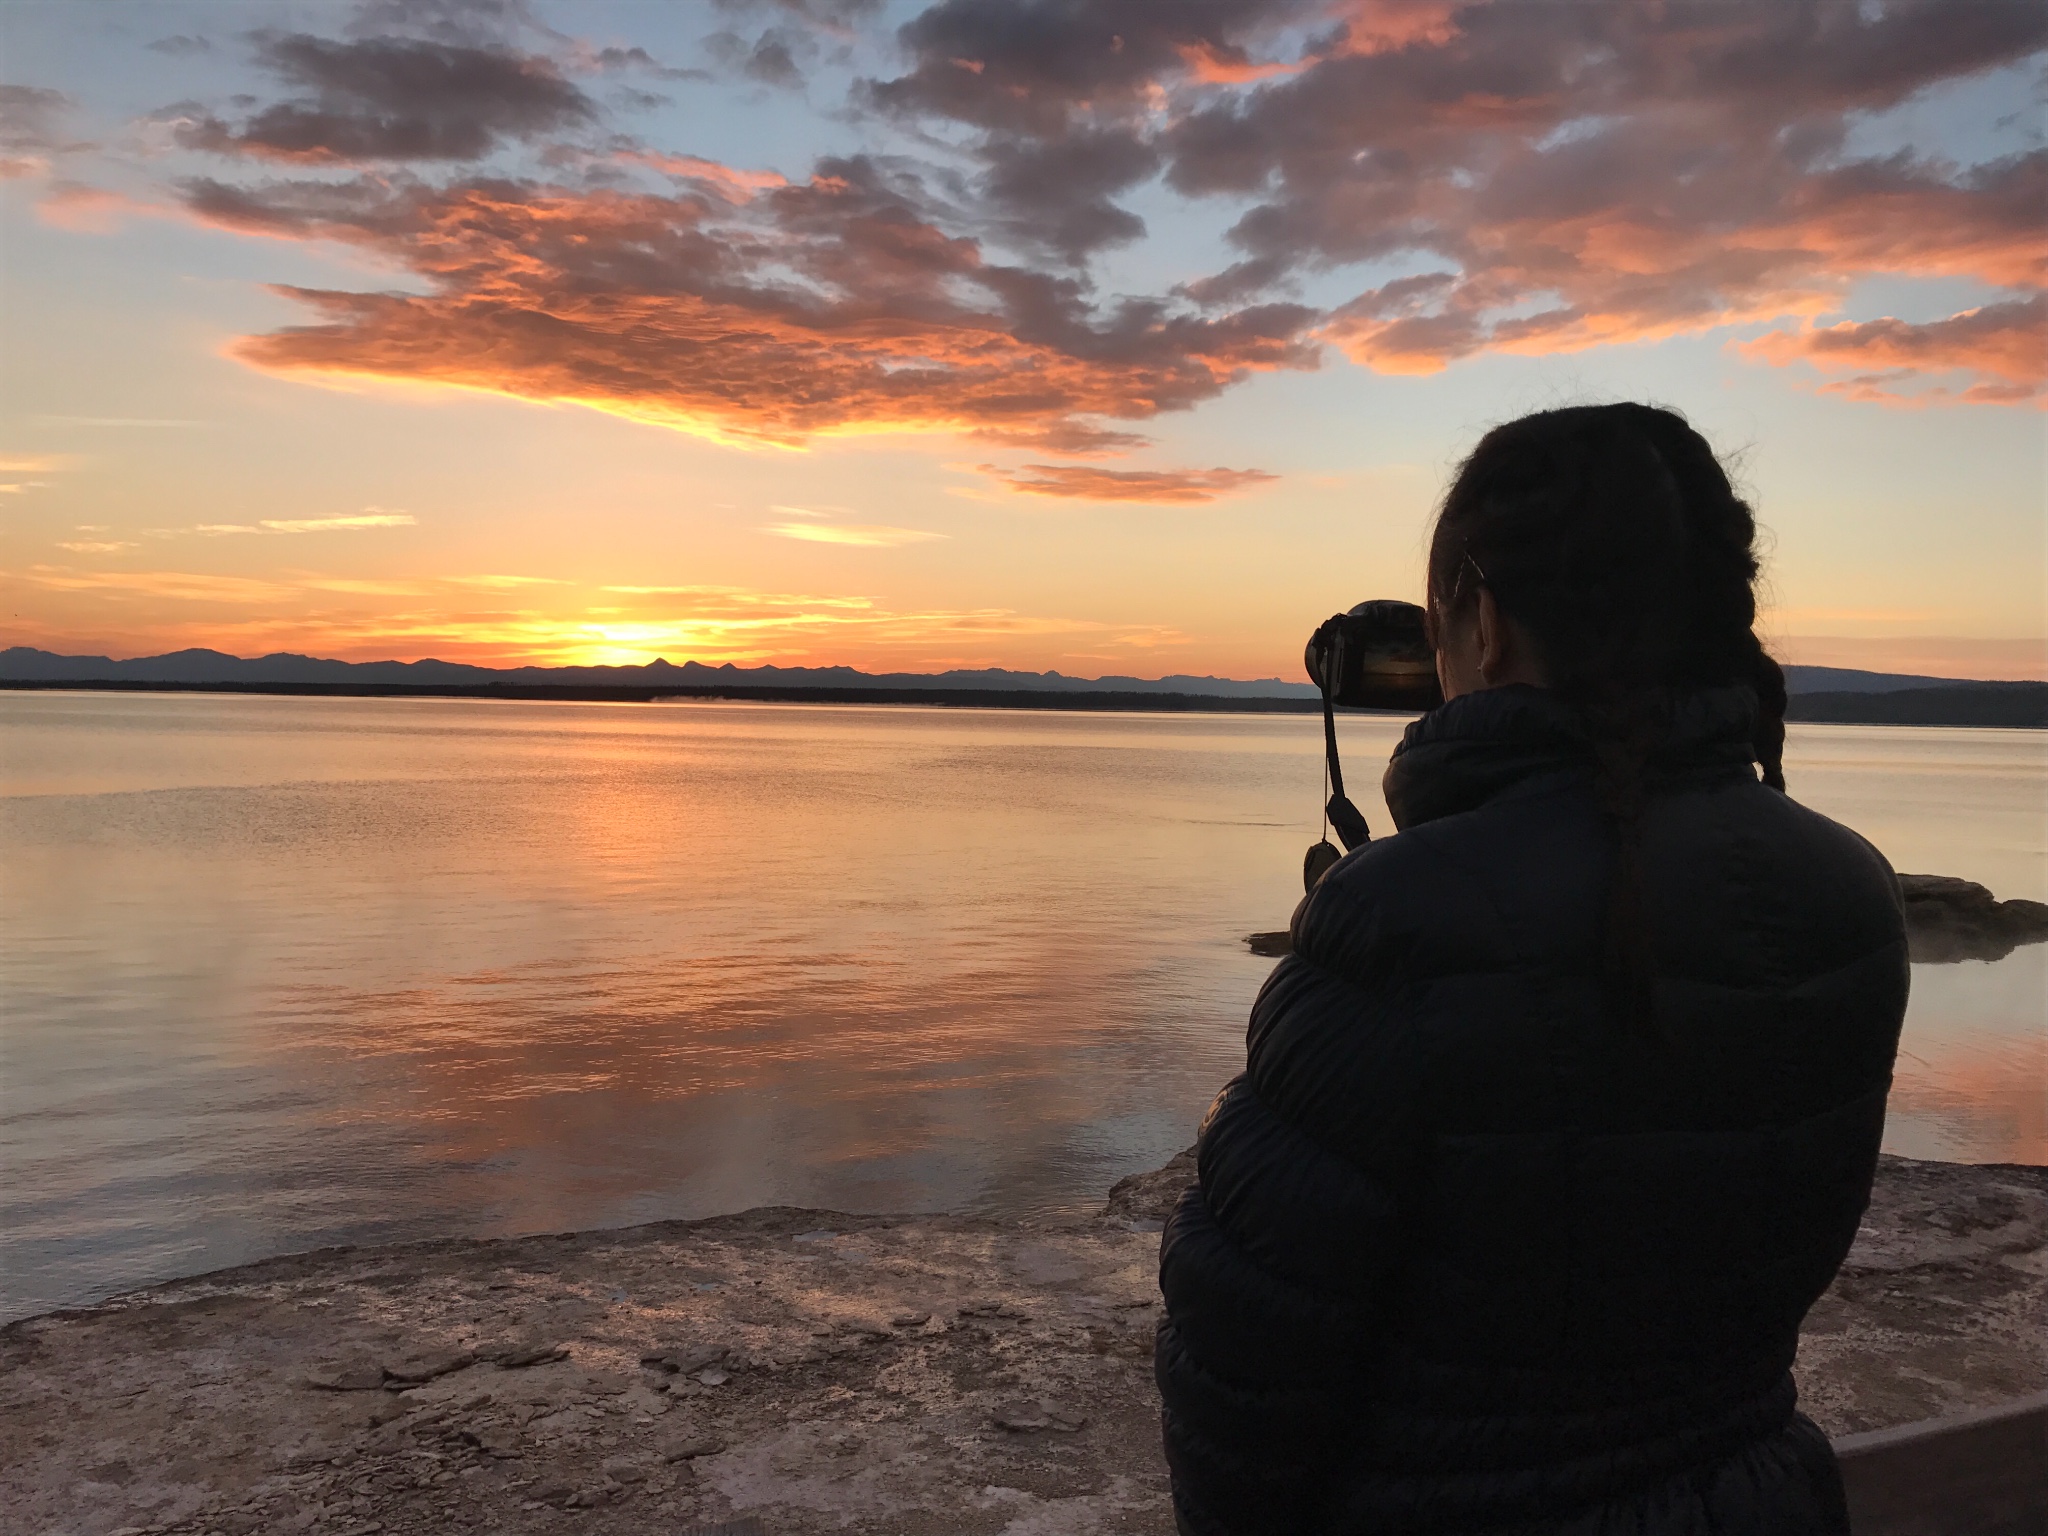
0, 646, 2011, 697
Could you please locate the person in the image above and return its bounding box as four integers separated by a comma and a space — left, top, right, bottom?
1155, 403, 1909, 1535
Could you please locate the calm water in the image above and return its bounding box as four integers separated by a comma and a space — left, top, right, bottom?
2, 693, 2043, 1322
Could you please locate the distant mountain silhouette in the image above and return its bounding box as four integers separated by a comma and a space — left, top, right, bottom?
0, 647, 1322, 697
1778, 664, 1981, 695
0, 646, 2013, 698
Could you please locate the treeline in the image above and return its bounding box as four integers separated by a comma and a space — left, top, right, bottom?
1784, 685, 2047, 729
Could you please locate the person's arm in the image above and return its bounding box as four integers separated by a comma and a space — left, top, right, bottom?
1156, 867, 1422, 1534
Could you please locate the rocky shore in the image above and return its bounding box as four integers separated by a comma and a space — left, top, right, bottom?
7, 1153, 2044, 1536
1896, 874, 2048, 963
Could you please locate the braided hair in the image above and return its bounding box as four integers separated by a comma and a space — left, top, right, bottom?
1426, 403, 1787, 1031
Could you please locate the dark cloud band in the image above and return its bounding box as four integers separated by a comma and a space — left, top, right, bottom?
174, 33, 593, 163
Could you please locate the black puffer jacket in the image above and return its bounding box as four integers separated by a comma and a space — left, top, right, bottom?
1157, 685, 1908, 1535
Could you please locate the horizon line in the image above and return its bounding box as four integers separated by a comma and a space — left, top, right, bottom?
5, 640, 2046, 687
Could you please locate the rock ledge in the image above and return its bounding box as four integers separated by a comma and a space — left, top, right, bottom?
4, 1156, 2041, 1536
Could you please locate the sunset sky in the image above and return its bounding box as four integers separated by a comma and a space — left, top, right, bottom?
1, 0, 2042, 679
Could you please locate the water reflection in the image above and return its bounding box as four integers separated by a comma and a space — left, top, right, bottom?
1, 694, 2041, 1320
1782, 724, 2047, 1166
1881, 949, 2047, 1165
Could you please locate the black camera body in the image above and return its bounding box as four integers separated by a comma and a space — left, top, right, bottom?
1304, 600, 1444, 713
1297, 600, 1444, 886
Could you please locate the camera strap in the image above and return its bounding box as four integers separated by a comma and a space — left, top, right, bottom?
1321, 682, 1372, 852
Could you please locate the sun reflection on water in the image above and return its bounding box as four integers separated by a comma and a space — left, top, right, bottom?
1, 695, 2041, 1320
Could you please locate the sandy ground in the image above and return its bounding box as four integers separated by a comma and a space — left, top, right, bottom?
5, 1152, 2044, 1536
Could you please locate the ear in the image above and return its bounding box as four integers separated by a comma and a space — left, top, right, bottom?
1476, 587, 1507, 683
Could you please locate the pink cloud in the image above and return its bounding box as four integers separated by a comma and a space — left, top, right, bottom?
976, 463, 1278, 502
1741, 295, 2046, 406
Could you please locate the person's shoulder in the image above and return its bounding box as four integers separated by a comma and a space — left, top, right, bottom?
1764, 784, 1895, 873
1289, 811, 1574, 983
1730, 781, 1905, 941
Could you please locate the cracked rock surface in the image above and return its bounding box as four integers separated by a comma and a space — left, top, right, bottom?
6, 1156, 2043, 1535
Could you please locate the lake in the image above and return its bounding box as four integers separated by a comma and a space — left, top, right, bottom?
2, 692, 2042, 1323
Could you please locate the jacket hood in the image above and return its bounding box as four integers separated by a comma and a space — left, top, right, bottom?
1382, 683, 1761, 831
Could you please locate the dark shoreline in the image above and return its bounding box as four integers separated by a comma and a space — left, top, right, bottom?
1, 678, 1357, 714
7, 676, 2046, 726
1788, 684, 2048, 729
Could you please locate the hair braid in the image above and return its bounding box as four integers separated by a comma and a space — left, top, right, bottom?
1427, 402, 1784, 1034
1625, 406, 1788, 793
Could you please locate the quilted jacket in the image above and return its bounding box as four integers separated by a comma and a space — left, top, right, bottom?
1157, 684, 1909, 1535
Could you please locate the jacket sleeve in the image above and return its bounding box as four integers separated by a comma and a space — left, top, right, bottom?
1156, 861, 1428, 1535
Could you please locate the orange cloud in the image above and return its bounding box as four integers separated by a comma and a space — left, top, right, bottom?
1740, 295, 2046, 407
1319, 153, 2045, 382
763, 522, 945, 546
861, 0, 2046, 402
70, 0, 2043, 481
1165, 4, 2045, 396
1177, 43, 1299, 86
260, 511, 418, 532
184, 168, 1319, 452
144, 509, 418, 537
1321, 1, 1461, 56
12, 564, 301, 604
34, 182, 153, 234
976, 463, 1279, 503
614, 150, 789, 202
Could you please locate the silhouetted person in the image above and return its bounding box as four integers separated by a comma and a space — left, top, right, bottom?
1157, 404, 1908, 1534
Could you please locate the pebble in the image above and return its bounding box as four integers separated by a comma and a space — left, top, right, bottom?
644, 1342, 729, 1375
991, 1402, 1052, 1432
991, 1400, 1089, 1433
659, 1432, 727, 1462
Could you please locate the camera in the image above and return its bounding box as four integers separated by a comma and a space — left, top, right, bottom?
1300, 600, 1443, 888
1304, 600, 1443, 713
